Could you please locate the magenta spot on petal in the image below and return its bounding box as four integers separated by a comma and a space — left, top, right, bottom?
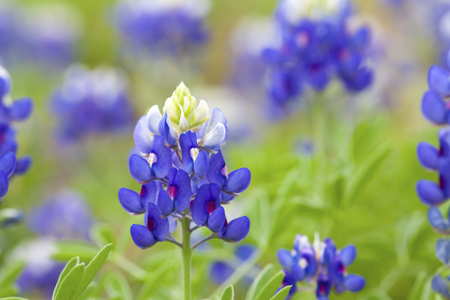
140, 186, 146, 198
206, 201, 216, 214
338, 263, 345, 274
147, 219, 155, 231
221, 165, 228, 178
318, 282, 327, 295
446, 100, 450, 110
168, 186, 178, 198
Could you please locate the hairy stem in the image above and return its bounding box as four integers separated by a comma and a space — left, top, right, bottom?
181, 217, 192, 300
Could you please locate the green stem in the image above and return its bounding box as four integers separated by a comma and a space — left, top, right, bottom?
181, 217, 192, 300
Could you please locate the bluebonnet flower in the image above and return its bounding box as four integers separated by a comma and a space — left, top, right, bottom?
210, 244, 257, 285
50, 64, 135, 144
262, 0, 373, 114
15, 191, 94, 298
120, 82, 251, 251
277, 234, 365, 299
113, 0, 210, 58
17, 4, 81, 69
0, 65, 32, 180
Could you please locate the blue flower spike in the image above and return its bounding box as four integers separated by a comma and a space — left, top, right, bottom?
119, 82, 251, 259
277, 233, 365, 299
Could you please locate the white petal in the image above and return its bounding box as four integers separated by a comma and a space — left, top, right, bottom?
163, 97, 178, 120
146, 105, 162, 135
198, 122, 225, 151
190, 100, 209, 127
178, 105, 188, 132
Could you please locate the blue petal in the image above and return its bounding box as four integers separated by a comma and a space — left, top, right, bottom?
428, 65, 450, 97
157, 189, 174, 217
146, 105, 162, 135
13, 156, 31, 175
421, 91, 447, 125
151, 135, 172, 178
0, 152, 16, 177
340, 245, 357, 266
261, 48, 283, 64
223, 168, 251, 194
436, 238, 450, 265
277, 249, 293, 268
343, 274, 366, 292
220, 192, 235, 204
428, 207, 450, 233
291, 263, 305, 282
417, 142, 439, 171
416, 180, 447, 206
147, 202, 169, 242
130, 224, 156, 249
192, 184, 211, 226
9, 97, 33, 121
207, 151, 227, 187
158, 112, 177, 147
168, 216, 178, 234
0, 171, 9, 198
179, 131, 197, 173
432, 275, 450, 298
222, 216, 250, 243
129, 154, 154, 183
134, 115, 153, 155
153, 215, 169, 242
140, 181, 161, 206
173, 169, 192, 213
118, 188, 145, 214
207, 206, 226, 233
440, 127, 450, 157
194, 151, 208, 179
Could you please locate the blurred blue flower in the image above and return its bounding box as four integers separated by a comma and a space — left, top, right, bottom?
432, 274, 450, 299
113, 0, 210, 58
0, 3, 81, 69
16, 191, 94, 298
210, 244, 257, 285
262, 0, 373, 115
120, 83, 251, 250
50, 64, 135, 144
277, 234, 365, 299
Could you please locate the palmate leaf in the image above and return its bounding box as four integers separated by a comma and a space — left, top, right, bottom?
246, 265, 277, 300
52, 244, 112, 300
254, 271, 285, 300
220, 285, 234, 300
270, 286, 291, 300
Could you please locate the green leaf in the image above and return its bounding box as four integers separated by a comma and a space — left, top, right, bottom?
0, 285, 18, 298
343, 142, 392, 207
53, 241, 100, 262
0, 260, 25, 286
270, 286, 291, 300
104, 272, 133, 300
220, 285, 234, 300
54, 264, 85, 300
246, 265, 276, 300
71, 244, 113, 300
53, 257, 80, 299
77, 284, 97, 300
254, 271, 285, 300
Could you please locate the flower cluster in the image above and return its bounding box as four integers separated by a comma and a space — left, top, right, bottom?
262, 0, 373, 114
0, 2, 81, 69
50, 64, 135, 144
277, 234, 365, 299
0, 65, 32, 199
16, 191, 94, 297
417, 49, 450, 298
119, 82, 251, 250
113, 0, 210, 58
